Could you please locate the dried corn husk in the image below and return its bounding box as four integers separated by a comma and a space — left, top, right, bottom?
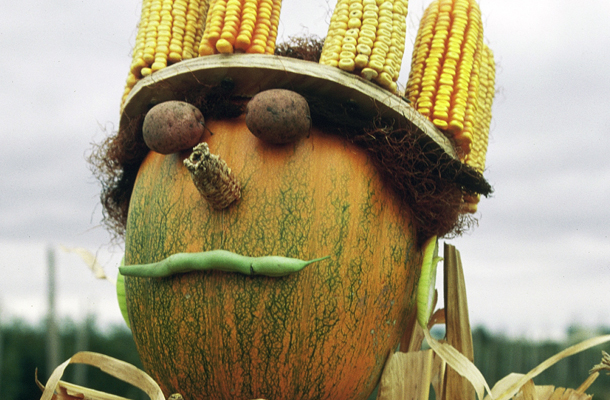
37, 351, 271, 400
377, 350, 436, 400
443, 243, 476, 400
38, 351, 165, 400
61, 246, 114, 284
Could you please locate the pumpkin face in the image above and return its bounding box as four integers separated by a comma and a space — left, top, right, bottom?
124, 116, 421, 400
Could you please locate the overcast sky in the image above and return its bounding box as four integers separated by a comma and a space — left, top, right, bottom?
1, 0, 609, 340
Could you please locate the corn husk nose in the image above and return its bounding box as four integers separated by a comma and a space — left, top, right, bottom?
183, 142, 241, 210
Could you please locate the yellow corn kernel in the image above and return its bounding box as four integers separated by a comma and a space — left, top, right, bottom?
320, 0, 408, 91
374, 71, 393, 87
368, 58, 384, 72
216, 38, 233, 53
354, 54, 369, 68
348, 18, 362, 28
246, 44, 265, 53
168, 52, 183, 62
361, 67, 377, 80
151, 60, 167, 71
339, 58, 356, 71
405, 0, 487, 161
199, 0, 281, 55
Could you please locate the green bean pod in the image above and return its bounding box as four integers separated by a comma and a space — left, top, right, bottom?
116, 258, 130, 329
416, 235, 443, 328
119, 249, 330, 278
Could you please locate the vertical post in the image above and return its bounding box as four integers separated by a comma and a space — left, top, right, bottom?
72, 311, 91, 386
46, 245, 61, 378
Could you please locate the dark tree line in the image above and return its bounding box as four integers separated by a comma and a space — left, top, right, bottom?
0, 317, 146, 400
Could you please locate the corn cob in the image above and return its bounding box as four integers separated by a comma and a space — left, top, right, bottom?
320, 0, 409, 92
460, 43, 494, 213
198, 0, 282, 55
184, 142, 241, 210
121, 0, 210, 108
405, 0, 484, 155
465, 44, 495, 174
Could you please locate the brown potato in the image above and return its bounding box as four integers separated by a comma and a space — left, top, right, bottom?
143, 101, 205, 154
245, 89, 311, 144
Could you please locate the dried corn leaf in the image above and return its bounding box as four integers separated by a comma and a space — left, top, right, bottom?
401, 304, 422, 352
431, 351, 447, 399
492, 334, 610, 400
546, 387, 591, 400
52, 380, 132, 400
486, 374, 526, 400
377, 350, 435, 400
423, 327, 493, 400
530, 386, 554, 400
510, 383, 554, 400
428, 307, 446, 329
484, 374, 594, 400
528, 386, 592, 400
39, 351, 166, 400
518, 379, 538, 400
576, 372, 599, 394
406, 318, 426, 353
590, 350, 610, 375
61, 246, 115, 284
548, 388, 567, 400
443, 243, 475, 400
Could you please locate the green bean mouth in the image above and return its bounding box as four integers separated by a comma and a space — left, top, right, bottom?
119, 249, 330, 279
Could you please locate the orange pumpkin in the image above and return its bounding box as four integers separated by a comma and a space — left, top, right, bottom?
124, 115, 422, 400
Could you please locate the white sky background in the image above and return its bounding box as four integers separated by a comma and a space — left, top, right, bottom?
0, 0, 609, 340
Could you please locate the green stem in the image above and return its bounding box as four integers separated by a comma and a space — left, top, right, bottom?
119, 249, 330, 278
